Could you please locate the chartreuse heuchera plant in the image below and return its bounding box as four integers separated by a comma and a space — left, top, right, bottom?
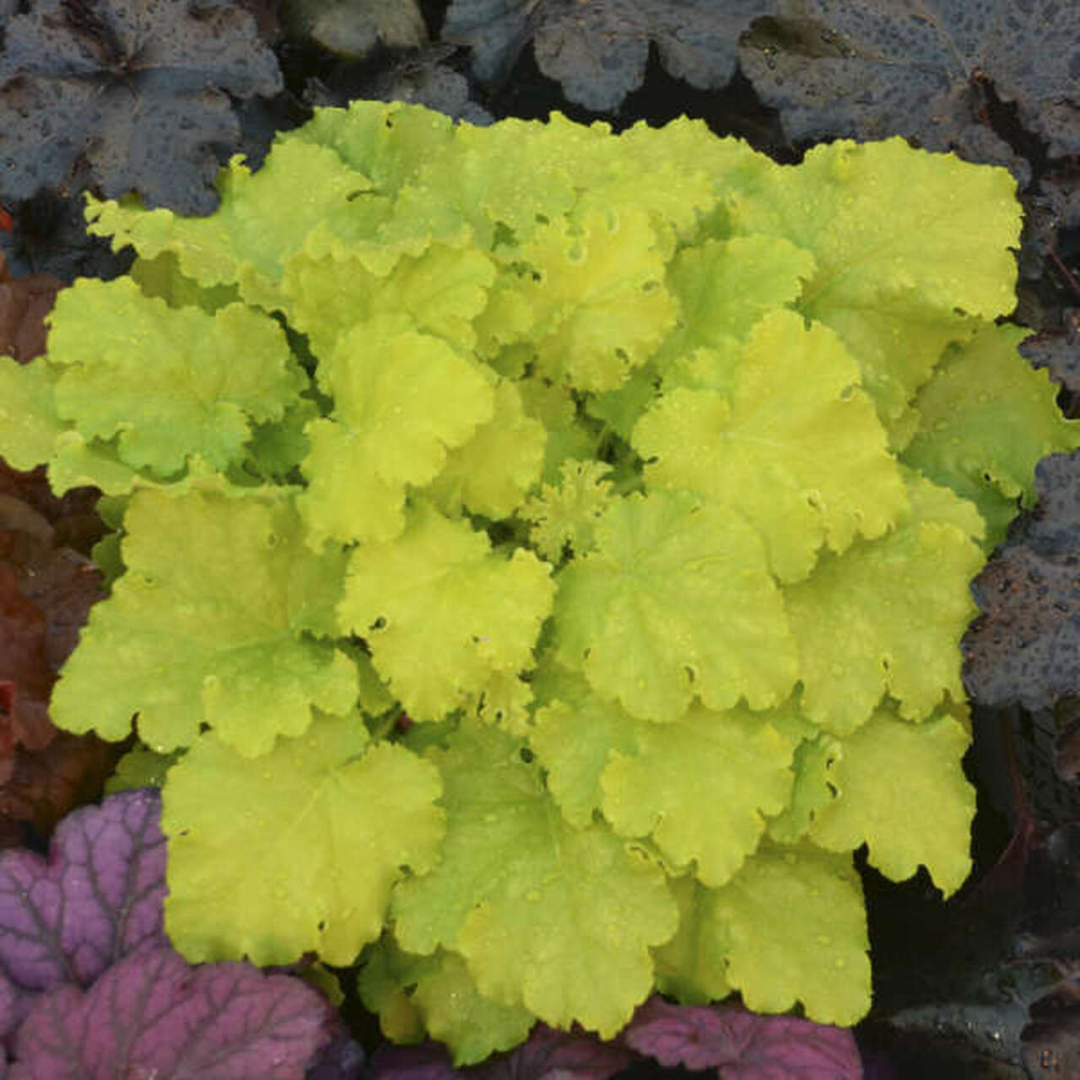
0, 99, 1076, 1062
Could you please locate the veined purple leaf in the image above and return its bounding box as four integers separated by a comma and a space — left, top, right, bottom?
0, 787, 167, 997
620, 997, 862, 1079
10, 946, 338, 1079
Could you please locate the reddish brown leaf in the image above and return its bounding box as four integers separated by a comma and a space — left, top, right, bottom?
0, 730, 128, 847
0, 563, 53, 754
0, 250, 62, 364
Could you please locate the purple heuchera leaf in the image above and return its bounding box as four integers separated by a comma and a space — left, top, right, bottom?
0, 789, 362, 1076
368, 1026, 633, 1080
11, 946, 339, 1079
367, 1043, 459, 1080
0, 787, 167, 1038
483, 1024, 633, 1080
620, 998, 862, 1079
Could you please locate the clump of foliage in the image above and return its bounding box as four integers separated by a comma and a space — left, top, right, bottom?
0, 99, 1075, 1063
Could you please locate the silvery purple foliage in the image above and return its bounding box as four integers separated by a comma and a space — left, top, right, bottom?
11, 947, 339, 1079
0, 787, 168, 1039
368, 998, 862, 1080
621, 997, 862, 1079
0, 789, 360, 1078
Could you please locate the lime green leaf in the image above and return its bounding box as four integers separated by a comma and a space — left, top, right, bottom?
784, 475, 984, 733
462, 668, 535, 736
650, 873, 733, 1005
0, 356, 64, 470
655, 235, 816, 370
766, 733, 844, 845
617, 115, 773, 215
553, 491, 797, 720
782, 139, 1021, 317
510, 208, 678, 392
301, 963, 344, 1007
709, 843, 871, 1026
51, 488, 357, 756
899, 463, 986, 542
358, 937, 535, 1067
338, 501, 554, 721
437, 111, 717, 250
294, 98, 458, 208
162, 714, 444, 966
129, 251, 240, 313
391, 723, 677, 1038
602, 704, 796, 887
46, 277, 306, 477
412, 950, 536, 1065
517, 376, 604, 484
903, 322, 1080, 509
584, 356, 665, 442
730, 138, 1021, 419
426, 380, 547, 520
425, 110, 612, 242
519, 459, 619, 561
46, 433, 239, 498
355, 936, 430, 1045
533, 671, 800, 881
352, 648, 397, 720
241, 393, 321, 482
289, 104, 472, 283
298, 315, 496, 547
85, 138, 371, 310
636, 310, 908, 582
282, 241, 495, 361
808, 705, 975, 896
103, 745, 183, 794
814, 306, 982, 427
529, 673, 640, 828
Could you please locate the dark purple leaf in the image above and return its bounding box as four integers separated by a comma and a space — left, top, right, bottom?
0, 788, 167, 997
306, 1033, 367, 1080
964, 452, 1080, 711
0, 0, 282, 213
1021, 973, 1080, 1076
10, 945, 338, 1078
739, 0, 1080, 170
443, 0, 776, 113
368, 1026, 632, 1080
620, 998, 861, 1079
1021, 315, 1080, 398
482, 1024, 633, 1080
367, 1043, 460, 1080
